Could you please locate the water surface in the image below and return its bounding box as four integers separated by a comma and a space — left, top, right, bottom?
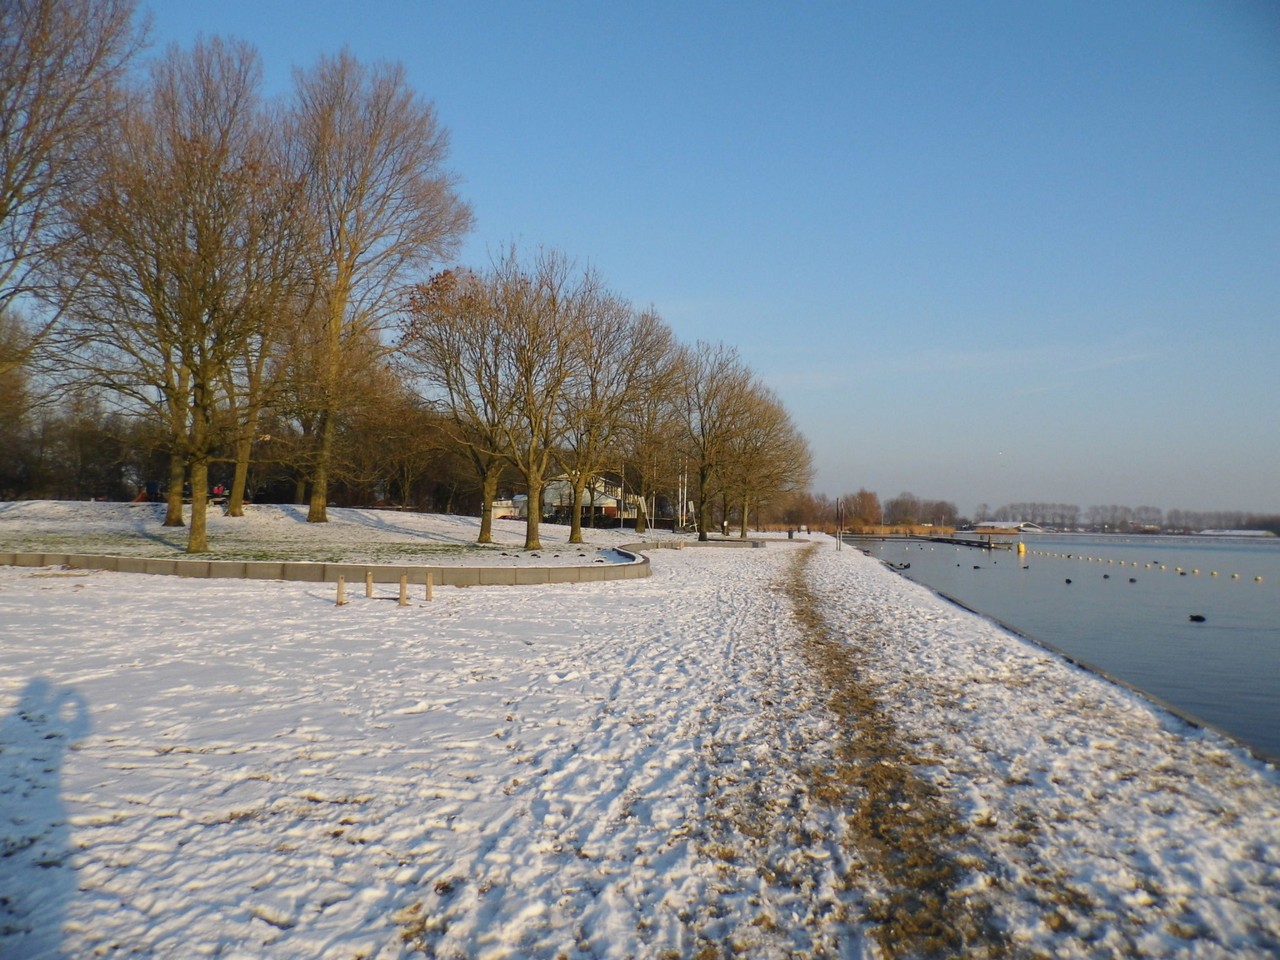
856, 534, 1280, 761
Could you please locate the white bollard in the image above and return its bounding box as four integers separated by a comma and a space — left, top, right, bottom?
399, 575, 409, 606
336, 575, 347, 606
365, 571, 373, 597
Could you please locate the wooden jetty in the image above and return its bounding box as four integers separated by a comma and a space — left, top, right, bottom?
912, 532, 1018, 550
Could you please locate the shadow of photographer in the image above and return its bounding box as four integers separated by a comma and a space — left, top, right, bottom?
1, 678, 90, 959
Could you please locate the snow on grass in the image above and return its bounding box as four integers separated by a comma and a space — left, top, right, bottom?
1, 504, 1277, 958
0, 500, 673, 564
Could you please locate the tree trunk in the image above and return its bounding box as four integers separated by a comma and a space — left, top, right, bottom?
164, 452, 185, 527
634, 492, 648, 535
696, 466, 711, 541
187, 456, 208, 552
568, 477, 587, 544
739, 494, 750, 538
478, 469, 499, 543
227, 435, 253, 517
307, 411, 333, 522
524, 474, 544, 550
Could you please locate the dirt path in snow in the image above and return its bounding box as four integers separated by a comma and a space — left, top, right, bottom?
783, 545, 1011, 959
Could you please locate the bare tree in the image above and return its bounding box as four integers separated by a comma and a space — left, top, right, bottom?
0, 309, 32, 420
330, 360, 441, 506
884, 491, 923, 526
492, 249, 593, 550
398, 268, 516, 543
50, 38, 299, 551
673, 341, 756, 541
847, 488, 882, 529
218, 104, 317, 519
287, 49, 472, 523
721, 381, 812, 537
404, 248, 595, 549
0, 0, 145, 351
558, 303, 676, 543
617, 341, 683, 535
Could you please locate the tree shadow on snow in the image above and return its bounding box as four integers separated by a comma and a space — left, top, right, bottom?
0, 678, 90, 959
337, 508, 483, 545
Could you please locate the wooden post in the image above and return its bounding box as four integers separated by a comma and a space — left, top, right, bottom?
425, 570, 434, 601
336, 575, 347, 606
399, 575, 409, 606
365, 571, 373, 597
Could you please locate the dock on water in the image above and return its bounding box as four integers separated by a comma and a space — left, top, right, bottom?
912, 532, 1019, 550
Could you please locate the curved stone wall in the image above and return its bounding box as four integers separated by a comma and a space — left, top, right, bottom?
0, 538, 773, 587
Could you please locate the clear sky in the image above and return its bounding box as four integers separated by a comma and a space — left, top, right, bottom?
143, 1, 1280, 516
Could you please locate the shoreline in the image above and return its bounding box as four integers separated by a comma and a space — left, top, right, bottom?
889, 565, 1280, 767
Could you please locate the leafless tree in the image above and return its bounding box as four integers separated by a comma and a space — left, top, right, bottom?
672, 341, 756, 541
846, 488, 882, 529
558, 304, 676, 543
331, 360, 443, 507
287, 49, 472, 523
617, 355, 683, 535
218, 106, 317, 518
0, 0, 145, 352
50, 38, 299, 551
721, 381, 812, 537
404, 248, 598, 549
491, 249, 595, 550
398, 268, 516, 543
884, 491, 923, 526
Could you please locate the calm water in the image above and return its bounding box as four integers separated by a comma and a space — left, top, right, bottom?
855, 534, 1280, 761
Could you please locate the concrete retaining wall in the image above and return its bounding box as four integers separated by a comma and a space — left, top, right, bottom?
0, 538, 771, 588
0, 548, 652, 586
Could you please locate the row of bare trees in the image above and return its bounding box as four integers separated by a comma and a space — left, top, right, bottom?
813, 490, 956, 530
983, 502, 1279, 534
398, 251, 812, 548
3, 2, 813, 551
4, 3, 469, 550
47, 38, 471, 550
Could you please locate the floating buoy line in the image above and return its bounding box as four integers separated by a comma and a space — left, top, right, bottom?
1024, 548, 1267, 584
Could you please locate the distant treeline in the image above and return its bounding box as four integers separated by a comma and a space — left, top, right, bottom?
801, 491, 1279, 536
980, 502, 1280, 536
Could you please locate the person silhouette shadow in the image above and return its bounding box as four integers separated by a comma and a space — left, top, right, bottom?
0, 678, 90, 960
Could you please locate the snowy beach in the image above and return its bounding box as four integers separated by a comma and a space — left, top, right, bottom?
2, 504, 1278, 958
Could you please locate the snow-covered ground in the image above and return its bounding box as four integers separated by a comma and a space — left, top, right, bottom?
0, 500, 675, 565
1, 503, 1277, 958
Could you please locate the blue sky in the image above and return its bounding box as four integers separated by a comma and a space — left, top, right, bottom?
145, 1, 1280, 516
